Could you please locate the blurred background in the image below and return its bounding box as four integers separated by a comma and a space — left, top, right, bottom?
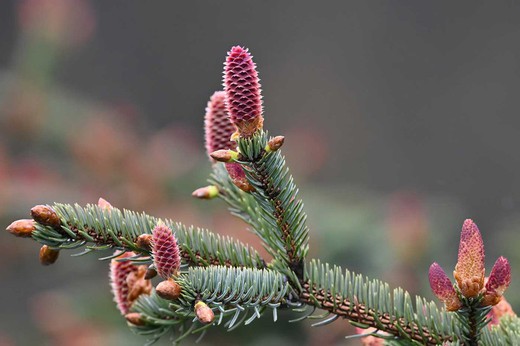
1, 1, 520, 345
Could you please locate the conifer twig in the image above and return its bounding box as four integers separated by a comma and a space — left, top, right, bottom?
30, 203, 266, 269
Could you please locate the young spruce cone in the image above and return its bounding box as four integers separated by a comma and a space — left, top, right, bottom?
223, 46, 263, 137
152, 223, 181, 279
205, 90, 236, 159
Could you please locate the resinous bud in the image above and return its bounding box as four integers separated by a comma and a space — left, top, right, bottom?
6, 219, 35, 238
39, 245, 60, 265
194, 300, 215, 324
266, 136, 285, 152
192, 185, 219, 199
209, 149, 238, 163
136, 234, 153, 251
156, 279, 182, 300
125, 312, 144, 326
31, 205, 61, 228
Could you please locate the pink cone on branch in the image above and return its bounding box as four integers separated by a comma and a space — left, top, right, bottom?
110, 251, 139, 315
483, 256, 511, 306
152, 223, 181, 279
453, 219, 485, 298
429, 219, 512, 308
223, 46, 264, 137
203, 89, 255, 192
428, 262, 461, 311
204, 91, 236, 160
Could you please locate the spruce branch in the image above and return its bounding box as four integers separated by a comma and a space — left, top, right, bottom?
6, 44, 520, 345
123, 255, 520, 346
236, 131, 309, 282
129, 291, 189, 345
302, 259, 460, 345
209, 163, 278, 259
455, 297, 491, 346
30, 203, 265, 269
129, 266, 289, 344
481, 315, 520, 345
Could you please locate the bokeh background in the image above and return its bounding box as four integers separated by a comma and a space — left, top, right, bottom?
1, 1, 520, 345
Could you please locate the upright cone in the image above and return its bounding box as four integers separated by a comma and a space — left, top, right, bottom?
223, 46, 264, 137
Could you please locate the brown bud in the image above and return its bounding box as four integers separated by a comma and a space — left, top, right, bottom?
266, 136, 285, 152
6, 219, 35, 238
39, 245, 60, 265
192, 185, 219, 199
194, 300, 214, 324
145, 267, 157, 280
225, 163, 255, 193
97, 197, 113, 210
126, 266, 152, 304
136, 234, 153, 251
209, 149, 238, 163
125, 312, 144, 326
156, 279, 182, 300
31, 205, 61, 228
482, 292, 502, 307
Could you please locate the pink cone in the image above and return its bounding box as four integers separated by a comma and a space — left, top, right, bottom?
152, 224, 181, 279
223, 46, 263, 137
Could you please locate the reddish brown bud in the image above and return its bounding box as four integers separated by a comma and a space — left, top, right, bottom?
97, 197, 113, 210
136, 234, 153, 251
266, 136, 285, 152
223, 46, 264, 137
145, 267, 157, 280
194, 300, 214, 324
192, 185, 219, 199
204, 91, 237, 160
225, 163, 255, 192
6, 219, 35, 238
209, 149, 238, 163
126, 266, 153, 303
31, 205, 61, 228
39, 245, 59, 265
125, 312, 144, 326
156, 279, 182, 300
453, 219, 485, 298
152, 224, 181, 279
